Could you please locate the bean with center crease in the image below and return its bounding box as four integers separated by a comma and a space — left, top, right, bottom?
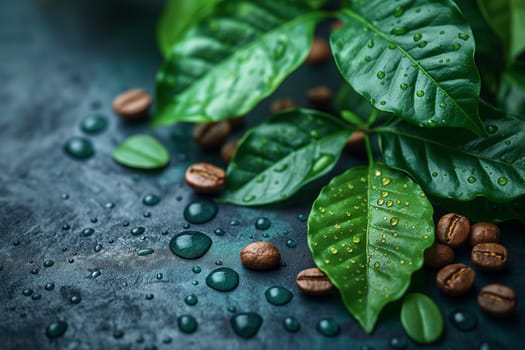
471, 243, 508, 272
192, 121, 231, 149
296, 267, 333, 296
436, 263, 476, 296
113, 89, 152, 120
478, 284, 517, 317
436, 213, 470, 248
184, 163, 225, 194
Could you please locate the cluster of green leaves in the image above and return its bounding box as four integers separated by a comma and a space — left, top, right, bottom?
154, 0, 525, 335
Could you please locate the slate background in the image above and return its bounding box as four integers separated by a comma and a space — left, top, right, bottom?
0, 1, 524, 349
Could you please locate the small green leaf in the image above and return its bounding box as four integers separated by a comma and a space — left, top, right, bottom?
341, 110, 365, 126
157, 0, 220, 58
498, 63, 525, 116
379, 102, 525, 203
331, 0, 484, 135
113, 135, 170, 169
308, 163, 434, 333
154, 1, 325, 125
219, 109, 352, 206
401, 293, 444, 344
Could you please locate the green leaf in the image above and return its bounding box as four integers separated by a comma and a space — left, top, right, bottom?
157, 0, 220, 59
379, 102, 525, 203
154, 1, 325, 125
341, 110, 365, 126
400, 293, 444, 344
498, 63, 525, 116
219, 109, 352, 206
307, 163, 435, 333
331, 0, 485, 135
113, 135, 170, 169
477, 0, 525, 62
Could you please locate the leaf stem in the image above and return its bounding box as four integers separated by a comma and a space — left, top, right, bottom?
367, 109, 379, 127
364, 135, 374, 166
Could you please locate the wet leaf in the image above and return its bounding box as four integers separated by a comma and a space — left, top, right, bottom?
219, 109, 352, 206
331, 0, 485, 135
379, 102, 525, 203
498, 63, 525, 116
307, 163, 434, 333
154, 1, 325, 125
112, 135, 170, 169
401, 293, 443, 344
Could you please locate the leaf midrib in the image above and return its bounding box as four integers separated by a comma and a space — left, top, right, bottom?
341, 8, 481, 134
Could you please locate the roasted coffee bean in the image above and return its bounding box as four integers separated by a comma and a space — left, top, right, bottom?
424, 243, 455, 269
228, 116, 244, 129
192, 121, 231, 149
296, 267, 334, 296
113, 89, 151, 119
470, 222, 501, 246
478, 284, 516, 317
184, 163, 225, 193
436, 263, 476, 296
471, 243, 508, 272
306, 37, 331, 65
436, 213, 470, 248
345, 131, 366, 153
220, 139, 239, 164
306, 86, 333, 109
240, 242, 281, 270
270, 98, 296, 114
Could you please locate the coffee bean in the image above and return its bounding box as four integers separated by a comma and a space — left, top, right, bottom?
306, 86, 333, 109
471, 243, 508, 272
220, 139, 239, 164
270, 98, 296, 114
436, 263, 476, 296
113, 89, 151, 119
184, 163, 225, 193
345, 131, 366, 154
478, 284, 516, 317
330, 20, 344, 32
192, 121, 231, 149
470, 222, 501, 246
296, 267, 334, 296
240, 242, 281, 270
424, 243, 455, 269
436, 213, 470, 248
306, 37, 331, 65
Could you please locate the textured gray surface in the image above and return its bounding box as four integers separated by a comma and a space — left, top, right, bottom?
1, 1, 524, 349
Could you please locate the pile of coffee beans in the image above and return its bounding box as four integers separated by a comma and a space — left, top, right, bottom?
425, 213, 516, 318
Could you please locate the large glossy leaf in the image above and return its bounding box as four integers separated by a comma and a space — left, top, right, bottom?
219, 109, 352, 206
379, 102, 525, 203
331, 0, 484, 135
308, 163, 434, 333
157, 0, 220, 58
154, 1, 325, 125
498, 63, 525, 116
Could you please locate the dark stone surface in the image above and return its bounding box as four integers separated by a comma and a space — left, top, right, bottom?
1, 1, 524, 349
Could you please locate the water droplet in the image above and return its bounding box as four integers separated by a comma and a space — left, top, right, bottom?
486, 125, 498, 134
178, 315, 198, 333
43, 260, 54, 268
231, 313, 263, 338
137, 248, 154, 256
390, 217, 399, 226
145, 293, 154, 300
377, 199, 385, 206
449, 309, 477, 331
265, 286, 293, 306
467, 176, 477, 184
156, 273, 163, 280
381, 177, 391, 186
46, 321, 68, 339
184, 199, 217, 224
283, 316, 300, 332
413, 33, 422, 41
317, 318, 340, 337
273, 37, 287, 60
255, 175, 266, 183
274, 163, 288, 173
169, 231, 212, 259
80, 114, 107, 134
367, 39, 374, 48
286, 239, 297, 248
458, 33, 470, 41
22, 288, 33, 296
497, 177, 508, 186
64, 137, 94, 159
394, 6, 404, 17
400, 83, 408, 90
243, 195, 256, 203
374, 261, 381, 268
45, 283, 55, 291
439, 102, 447, 109
184, 294, 198, 306
504, 140, 511, 145
206, 267, 239, 292
352, 236, 361, 244
377, 71, 385, 79
365, 55, 371, 62
330, 247, 338, 254
310, 154, 335, 174
389, 336, 408, 349
432, 172, 438, 177
391, 27, 407, 35
142, 194, 160, 206
94, 244, 103, 252
453, 43, 461, 50
418, 41, 427, 48
416, 90, 425, 97
310, 130, 320, 139
81, 228, 94, 237
386, 200, 393, 207
70, 295, 81, 304
192, 266, 201, 273
388, 42, 396, 49
214, 228, 225, 236
255, 217, 271, 230
130, 227, 145, 236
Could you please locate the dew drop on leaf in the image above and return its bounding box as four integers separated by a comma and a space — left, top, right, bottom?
373, 262, 380, 268
413, 33, 422, 41
377, 199, 385, 206
365, 55, 371, 62
458, 33, 469, 41
416, 90, 425, 97
418, 41, 427, 48
391, 27, 407, 35
497, 177, 508, 186
394, 6, 404, 17
367, 39, 374, 48
431, 172, 438, 177
381, 177, 391, 186
390, 217, 399, 226
388, 42, 397, 49
467, 176, 477, 184
386, 200, 393, 207
453, 43, 461, 50
352, 236, 361, 244
375, 169, 382, 177
377, 71, 385, 79
400, 83, 408, 90
330, 247, 338, 255
486, 125, 498, 134
243, 195, 256, 202
439, 103, 447, 109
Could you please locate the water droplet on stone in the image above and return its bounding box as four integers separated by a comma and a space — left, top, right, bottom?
185, 294, 198, 306
80, 114, 107, 134
81, 228, 94, 237
46, 321, 68, 339
286, 239, 297, 248
255, 217, 271, 230
45, 283, 55, 291
231, 313, 263, 338
169, 231, 212, 259
449, 309, 478, 331
64, 137, 94, 159
214, 228, 225, 236
178, 315, 198, 333
137, 248, 154, 256
389, 336, 408, 349
265, 286, 293, 306
206, 267, 239, 292
184, 199, 218, 224
283, 316, 300, 332
142, 194, 160, 206
317, 318, 340, 337
43, 260, 54, 268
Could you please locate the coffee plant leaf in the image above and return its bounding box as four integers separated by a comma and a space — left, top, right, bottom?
379, 101, 525, 203
307, 163, 434, 333
154, 1, 325, 125
498, 63, 525, 116
331, 0, 484, 135
219, 109, 352, 206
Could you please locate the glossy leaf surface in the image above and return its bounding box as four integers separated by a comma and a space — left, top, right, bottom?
498, 63, 525, 116
308, 163, 434, 332
112, 135, 170, 169
154, 1, 324, 125
331, 0, 484, 134
220, 109, 351, 206
379, 102, 525, 202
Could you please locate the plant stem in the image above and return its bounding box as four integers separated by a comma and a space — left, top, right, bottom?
367, 109, 379, 127
364, 135, 374, 166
